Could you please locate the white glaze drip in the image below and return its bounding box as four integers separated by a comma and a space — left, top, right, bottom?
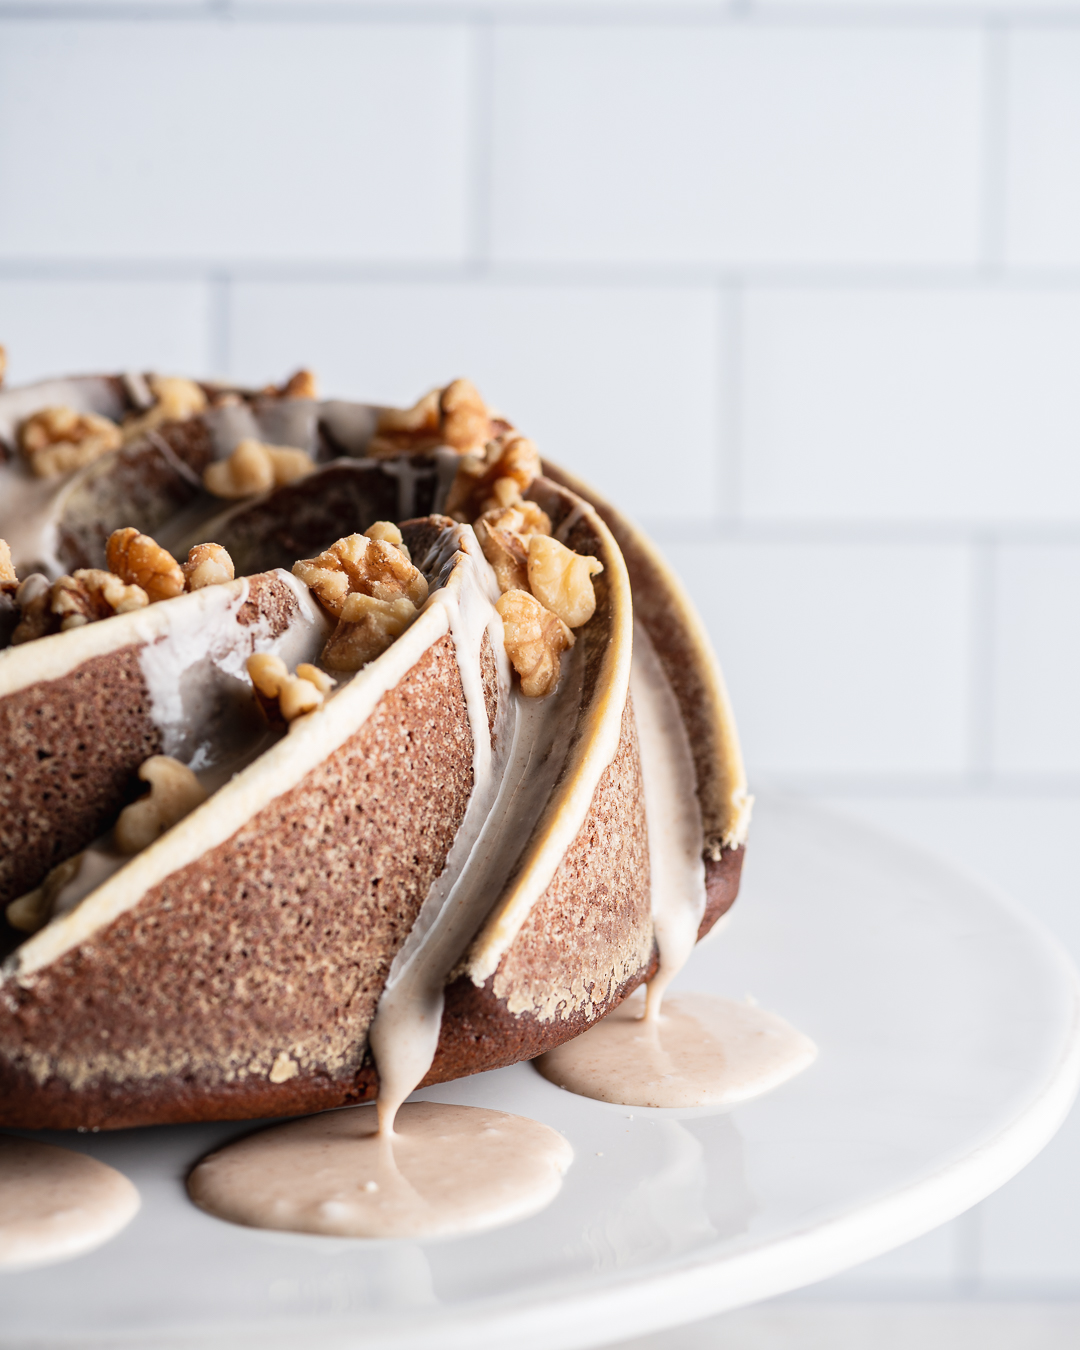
536, 988, 817, 1109
0, 1135, 140, 1271
368, 529, 512, 1133
187, 1101, 572, 1241
630, 624, 708, 1021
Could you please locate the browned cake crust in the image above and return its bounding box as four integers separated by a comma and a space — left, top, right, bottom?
0, 635, 475, 1129
0, 572, 302, 910
422, 697, 653, 1086
0, 646, 160, 907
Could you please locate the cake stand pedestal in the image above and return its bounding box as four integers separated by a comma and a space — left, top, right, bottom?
3, 796, 1077, 1350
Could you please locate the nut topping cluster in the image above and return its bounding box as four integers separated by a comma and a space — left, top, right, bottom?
1, 530, 236, 646
292, 523, 428, 674
371, 378, 605, 698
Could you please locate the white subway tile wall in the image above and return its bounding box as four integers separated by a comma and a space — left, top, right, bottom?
2, 0, 1079, 1317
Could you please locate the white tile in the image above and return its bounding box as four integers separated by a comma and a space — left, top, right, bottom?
491, 25, 983, 267
994, 546, 1080, 775
228, 280, 725, 523
0, 22, 471, 262
1005, 32, 1080, 269
742, 287, 1080, 523
661, 541, 972, 776
814, 793, 1080, 962
0, 279, 212, 382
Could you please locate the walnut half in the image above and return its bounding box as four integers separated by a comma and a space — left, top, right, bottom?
19, 406, 122, 478
107, 528, 185, 604
496, 589, 574, 699
51, 569, 149, 631
114, 756, 208, 855
526, 535, 603, 629
248, 653, 336, 725
182, 542, 235, 590
369, 378, 494, 458
292, 529, 428, 618
203, 439, 316, 499
321, 593, 419, 673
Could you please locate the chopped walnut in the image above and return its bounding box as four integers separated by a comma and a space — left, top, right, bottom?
19, 406, 122, 478
247, 652, 335, 724
182, 542, 235, 591
474, 500, 552, 594
122, 375, 207, 442
115, 755, 208, 855
10, 574, 53, 645
292, 533, 428, 618
364, 519, 411, 560
107, 528, 185, 604
369, 378, 494, 458
51, 569, 149, 631
6, 854, 84, 935
321, 594, 420, 673
444, 433, 541, 521
527, 535, 603, 629
203, 438, 316, 499
496, 589, 574, 698
263, 368, 318, 400
0, 539, 15, 587
440, 379, 492, 454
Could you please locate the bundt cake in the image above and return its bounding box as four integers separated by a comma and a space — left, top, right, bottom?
0, 365, 750, 1131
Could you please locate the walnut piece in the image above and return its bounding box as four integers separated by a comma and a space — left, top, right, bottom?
19, 406, 122, 479
107, 527, 185, 604
474, 500, 552, 594
182, 542, 235, 591
114, 755, 208, 855
321, 593, 419, 673
526, 535, 603, 629
247, 652, 335, 724
5, 854, 84, 935
51, 569, 149, 631
496, 589, 574, 698
203, 438, 316, 499
10, 574, 53, 645
263, 368, 318, 400
444, 433, 541, 521
369, 378, 494, 458
292, 532, 428, 618
0, 538, 15, 587
364, 519, 411, 560
122, 375, 208, 442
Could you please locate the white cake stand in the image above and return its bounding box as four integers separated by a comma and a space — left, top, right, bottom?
2, 797, 1077, 1350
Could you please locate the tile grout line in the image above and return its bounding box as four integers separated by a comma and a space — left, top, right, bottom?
207, 272, 232, 381
979, 16, 1010, 271
966, 537, 998, 781
954, 1204, 985, 1296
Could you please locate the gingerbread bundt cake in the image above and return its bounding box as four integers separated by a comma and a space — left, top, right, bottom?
0, 367, 750, 1130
